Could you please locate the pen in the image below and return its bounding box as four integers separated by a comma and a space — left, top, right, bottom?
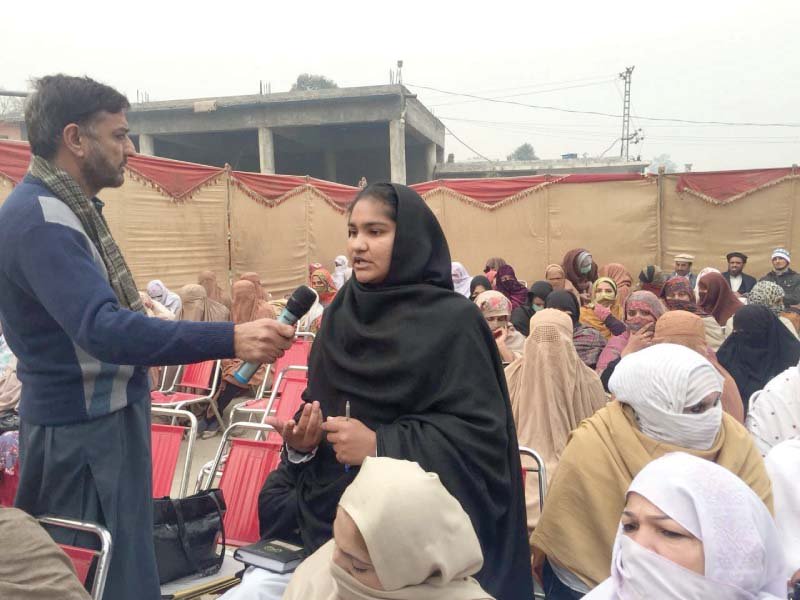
344, 401, 351, 472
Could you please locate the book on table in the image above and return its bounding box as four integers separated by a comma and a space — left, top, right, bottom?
233, 539, 305, 574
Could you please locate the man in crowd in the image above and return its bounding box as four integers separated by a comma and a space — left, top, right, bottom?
722, 251, 757, 295
671, 253, 696, 287
761, 247, 800, 307
0, 75, 295, 600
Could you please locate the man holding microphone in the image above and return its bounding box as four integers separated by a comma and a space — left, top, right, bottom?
0, 75, 294, 600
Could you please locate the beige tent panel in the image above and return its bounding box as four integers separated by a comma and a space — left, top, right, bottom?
662, 176, 794, 278
307, 194, 348, 280
547, 179, 658, 274
422, 188, 548, 284
229, 186, 310, 299
98, 177, 229, 293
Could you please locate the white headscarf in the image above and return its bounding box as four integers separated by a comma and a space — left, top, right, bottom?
586, 452, 787, 600
747, 360, 800, 456
451, 262, 472, 298
332, 255, 352, 290
609, 344, 724, 450
765, 439, 800, 581
146, 279, 182, 315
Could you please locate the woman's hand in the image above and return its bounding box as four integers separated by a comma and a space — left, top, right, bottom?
622, 323, 655, 357
321, 417, 376, 466
264, 401, 323, 454
593, 303, 612, 321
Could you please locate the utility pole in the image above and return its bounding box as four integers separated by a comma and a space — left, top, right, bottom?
619, 66, 636, 159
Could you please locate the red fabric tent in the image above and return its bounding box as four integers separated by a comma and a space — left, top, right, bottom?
676, 167, 795, 204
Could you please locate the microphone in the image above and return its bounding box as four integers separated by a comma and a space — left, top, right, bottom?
233, 284, 318, 385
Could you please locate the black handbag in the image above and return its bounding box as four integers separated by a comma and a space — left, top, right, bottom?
153, 488, 227, 584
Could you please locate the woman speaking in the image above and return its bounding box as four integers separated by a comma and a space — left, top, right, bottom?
237, 183, 531, 600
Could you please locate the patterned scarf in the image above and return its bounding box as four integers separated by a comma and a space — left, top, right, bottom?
748, 280, 785, 316
30, 155, 144, 313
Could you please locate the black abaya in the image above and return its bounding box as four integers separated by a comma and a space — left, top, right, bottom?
258, 184, 532, 600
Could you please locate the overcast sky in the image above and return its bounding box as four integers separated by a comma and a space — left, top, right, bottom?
3, 0, 798, 171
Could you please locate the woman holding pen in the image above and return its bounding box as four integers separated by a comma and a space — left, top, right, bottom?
227, 183, 531, 600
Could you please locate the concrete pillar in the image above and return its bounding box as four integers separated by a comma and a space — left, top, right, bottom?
323, 148, 337, 182
424, 142, 437, 182
138, 133, 155, 156
258, 127, 275, 174
389, 118, 406, 184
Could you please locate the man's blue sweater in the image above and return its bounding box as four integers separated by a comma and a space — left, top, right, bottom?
0, 175, 235, 426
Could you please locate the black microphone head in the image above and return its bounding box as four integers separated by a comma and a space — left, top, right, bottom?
286, 285, 318, 318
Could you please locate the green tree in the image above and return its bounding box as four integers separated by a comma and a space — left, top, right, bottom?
291, 74, 338, 92
646, 153, 679, 174
507, 143, 538, 161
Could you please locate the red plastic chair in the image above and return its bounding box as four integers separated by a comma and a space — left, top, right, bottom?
40, 516, 112, 600
151, 360, 222, 424
202, 422, 283, 547
257, 367, 308, 442
150, 408, 198, 498
232, 333, 314, 422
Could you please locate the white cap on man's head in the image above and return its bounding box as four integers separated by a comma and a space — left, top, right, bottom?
772, 248, 791, 263
674, 253, 695, 263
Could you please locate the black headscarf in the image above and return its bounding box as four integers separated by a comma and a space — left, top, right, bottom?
258, 184, 532, 600
469, 275, 492, 300
717, 304, 800, 412
546, 289, 580, 326
511, 280, 553, 336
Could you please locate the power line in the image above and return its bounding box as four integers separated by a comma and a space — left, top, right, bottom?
408, 82, 800, 128
427, 78, 616, 108
442, 124, 494, 161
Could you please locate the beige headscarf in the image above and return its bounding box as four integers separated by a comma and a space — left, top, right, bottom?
284, 457, 492, 600
177, 284, 230, 323
198, 270, 231, 309
504, 309, 607, 533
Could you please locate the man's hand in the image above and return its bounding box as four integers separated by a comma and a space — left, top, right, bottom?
322, 417, 376, 466
233, 318, 294, 364
265, 401, 324, 454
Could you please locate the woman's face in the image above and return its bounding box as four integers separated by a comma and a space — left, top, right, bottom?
470, 285, 488, 301
621, 492, 705, 575
595, 282, 616, 306
347, 198, 397, 286
332, 508, 384, 590
666, 290, 693, 303
697, 282, 708, 304
485, 314, 509, 332
546, 272, 565, 290
532, 296, 547, 309
626, 307, 655, 331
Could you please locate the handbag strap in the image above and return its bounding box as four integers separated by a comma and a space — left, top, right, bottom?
170, 498, 204, 575
208, 490, 226, 569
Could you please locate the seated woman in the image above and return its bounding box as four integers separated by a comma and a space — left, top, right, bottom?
579, 277, 628, 340
199, 279, 276, 437
764, 440, 800, 590
596, 290, 665, 381
247, 184, 531, 600
661, 276, 726, 350
562, 248, 598, 304
451, 262, 472, 298
138, 291, 175, 320
198, 270, 231, 310
749, 280, 799, 338
531, 343, 773, 599
474, 291, 526, 364
598, 263, 633, 308
747, 359, 800, 455
331, 255, 352, 290
177, 284, 230, 322
146, 279, 182, 315
636, 265, 669, 297
494, 264, 529, 310
306, 268, 338, 333
469, 275, 492, 301
511, 280, 553, 337
283, 457, 493, 600
653, 311, 745, 424
718, 304, 800, 414
505, 309, 607, 537
696, 271, 742, 336
584, 452, 786, 600
546, 290, 607, 369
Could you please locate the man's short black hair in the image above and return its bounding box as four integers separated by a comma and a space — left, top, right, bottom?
25, 74, 130, 159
